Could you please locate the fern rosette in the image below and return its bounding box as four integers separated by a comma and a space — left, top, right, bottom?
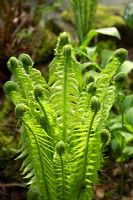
4, 32, 127, 200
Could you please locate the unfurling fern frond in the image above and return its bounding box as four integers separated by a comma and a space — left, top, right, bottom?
4, 32, 127, 200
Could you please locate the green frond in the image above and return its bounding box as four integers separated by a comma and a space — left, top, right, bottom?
4, 33, 128, 200
16, 104, 57, 200
49, 44, 82, 141
54, 150, 71, 200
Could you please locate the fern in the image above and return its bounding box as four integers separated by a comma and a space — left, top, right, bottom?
4, 32, 127, 200
70, 0, 99, 42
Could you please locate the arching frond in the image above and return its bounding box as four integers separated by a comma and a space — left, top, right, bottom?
4, 32, 128, 200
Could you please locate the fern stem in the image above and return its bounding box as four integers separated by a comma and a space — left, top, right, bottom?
120, 103, 125, 200
37, 99, 47, 119
82, 110, 96, 180
60, 154, 65, 199
21, 119, 50, 200
63, 58, 68, 141
77, 110, 96, 199
36, 98, 51, 135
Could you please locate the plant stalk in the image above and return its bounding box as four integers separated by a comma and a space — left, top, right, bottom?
120, 103, 125, 200
60, 154, 65, 200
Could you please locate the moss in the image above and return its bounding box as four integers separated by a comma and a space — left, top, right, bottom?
95, 5, 126, 28
0, 99, 22, 182
60, 5, 126, 31
0, 129, 22, 181
37, 29, 57, 63
61, 9, 75, 26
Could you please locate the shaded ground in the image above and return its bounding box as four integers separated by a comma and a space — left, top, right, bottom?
94, 159, 133, 199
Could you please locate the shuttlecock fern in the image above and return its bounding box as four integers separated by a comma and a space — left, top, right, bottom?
70, 0, 99, 42
4, 32, 127, 200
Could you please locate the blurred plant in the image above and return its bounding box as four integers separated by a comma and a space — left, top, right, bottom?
17, 28, 33, 42
0, 0, 32, 85
70, 0, 99, 43
109, 60, 133, 199
0, 0, 63, 83
0, 0, 30, 56
110, 95, 133, 162
124, 2, 133, 29
33, 0, 61, 25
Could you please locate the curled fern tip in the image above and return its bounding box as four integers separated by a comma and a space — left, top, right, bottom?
87, 82, 96, 93
15, 104, 27, 118
62, 45, 72, 58
3, 81, 18, 94
7, 57, 18, 70
55, 32, 71, 54
56, 141, 66, 156
34, 85, 44, 99
18, 54, 33, 70
91, 96, 100, 112
112, 48, 128, 63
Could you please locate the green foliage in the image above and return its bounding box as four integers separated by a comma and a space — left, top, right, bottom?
124, 3, 133, 29
109, 60, 133, 162
36, 29, 57, 63
108, 61, 133, 198
80, 27, 120, 51
4, 32, 127, 200
75, 27, 121, 66
110, 95, 133, 162
17, 28, 33, 42
70, 0, 99, 42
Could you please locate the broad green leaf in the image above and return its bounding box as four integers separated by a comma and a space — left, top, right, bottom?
123, 146, 133, 157
117, 146, 133, 162
125, 123, 133, 134
118, 131, 133, 143
122, 94, 133, 112
111, 132, 122, 151
109, 115, 122, 131
120, 60, 133, 74
95, 27, 121, 39
86, 46, 97, 61
101, 49, 114, 68
125, 107, 133, 127
80, 27, 120, 50
110, 122, 122, 131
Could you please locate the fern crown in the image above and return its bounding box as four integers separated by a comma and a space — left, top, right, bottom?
4, 32, 127, 200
